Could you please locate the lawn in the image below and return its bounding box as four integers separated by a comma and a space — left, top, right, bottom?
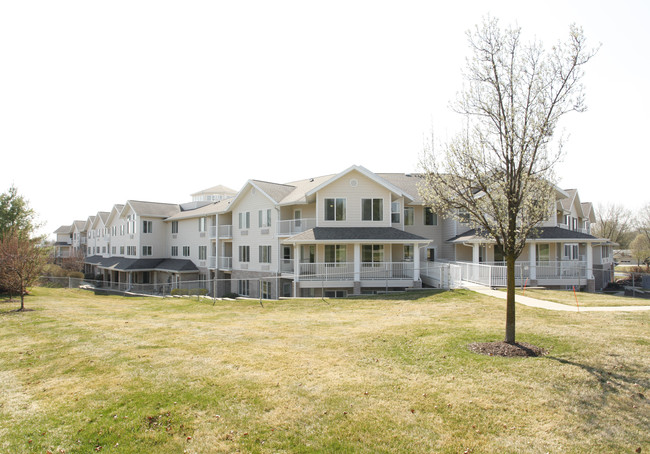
510, 288, 650, 307
1, 288, 648, 454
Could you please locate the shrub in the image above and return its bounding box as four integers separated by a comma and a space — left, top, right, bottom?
68, 271, 84, 279
224, 292, 239, 299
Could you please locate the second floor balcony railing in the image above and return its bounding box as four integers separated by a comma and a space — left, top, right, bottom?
208, 256, 217, 269
209, 226, 217, 239
277, 218, 316, 236
219, 256, 232, 270
218, 225, 233, 238
298, 262, 415, 281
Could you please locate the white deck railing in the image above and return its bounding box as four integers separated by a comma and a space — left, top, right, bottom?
218, 225, 233, 238
219, 257, 232, 270
208, 256, 217, 269
277, 218, 316, 236
297, 262, 415, 281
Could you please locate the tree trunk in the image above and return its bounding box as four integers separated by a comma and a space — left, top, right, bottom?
505, 254, 516, 344
19, 277, 24, 311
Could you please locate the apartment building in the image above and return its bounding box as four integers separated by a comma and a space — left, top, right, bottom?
55, 165, 614, 297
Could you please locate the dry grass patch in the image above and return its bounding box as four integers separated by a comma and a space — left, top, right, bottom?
512, 288, 650, 307
0, 288, 648, 453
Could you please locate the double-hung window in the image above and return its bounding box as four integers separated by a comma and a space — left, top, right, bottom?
142, 220, 153, 233
198, 246, 207, 260
324, 245, 347, 263
325, 198, 346, 221
362, 245, 384, 263
258, 209, 271, 227
564, 243, 579, 261
259, 245, 271, 263
362, 198, 383, 221
198, 217, 207, 232
391, 202, 400, 223
183, 246, 190, 257
239, 212, 250, 229
171, 246, 178, 257
171, 221, 178, 234
404, 207, 414, 226
425, 207, 437, 226
142, 246, 152, 256
239, 245, 250, 262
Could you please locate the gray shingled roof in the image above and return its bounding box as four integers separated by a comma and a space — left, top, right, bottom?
447, 226, 599, 243
127, 200, 180, 218
251, 180, 297, 203
191, 184, 237, 197
54, 225, 72, 234
84, 256, 198, 272
285, 227, 429, 243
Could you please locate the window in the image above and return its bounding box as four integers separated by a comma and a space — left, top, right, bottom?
601, 245, 610, 259
478, 245, 487, 263
171, 246, 178, 257
572, 217, 578, 231
120, 246, 125, 255
261, 281, 271, 299
142, 220, 153, 233
362, 198, 383, 221
183, 246, 190, 257
238, 280, 250, 296
391, 202, 400, 223
563, 214, 570, 227
302, 245, 315, 263
198, 217, 207, 232
199, 246, 207, 260
404, 207, 414, 226
427, 248, 436, 262
239, 212, 250, 229
112, 246, 116, 254
239, 245, 250, 262
324, 290, 347, 298
536, 244, 550, 262
425, 207, 438, 226
324, 245, 347, 263
494, 244, 505, 262
459, 209, 470, 224
362, 245, 384, 263
142, 246, 152, 256
403, 245, 414, 261
258, 209, 271, 227
127, 246, 136, 256
120, 225, 125, 235
259, 245, 272, 263
325, 198, 346, 221
564, 243, 579, 261
171, 221, 178, 234
102, 246, 106, 253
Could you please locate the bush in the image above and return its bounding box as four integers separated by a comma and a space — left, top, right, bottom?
68, 271, 84, 279
170, 288, 209, 297
42, 264, 67, 277
224, 292, 239, 299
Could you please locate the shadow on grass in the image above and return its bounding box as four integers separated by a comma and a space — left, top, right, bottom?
346, 289, 446, 302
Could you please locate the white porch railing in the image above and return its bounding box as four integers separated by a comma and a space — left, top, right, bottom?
280, 259, 294, 273
209, 226, 217, 239
299, 262, 355, 281
218, 225, 233, 238
297, 262, 415, 281
219, 257, 232, 270
277, 218, 316, 236
208, 256, 217, 269
458, 261, 588, 287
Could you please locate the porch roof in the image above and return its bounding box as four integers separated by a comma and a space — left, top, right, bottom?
284, 227, 430, 244
85, 255, 198, 273
447, 226, 602, 244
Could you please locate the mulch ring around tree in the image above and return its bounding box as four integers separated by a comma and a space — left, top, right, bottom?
468, 341, 547, 357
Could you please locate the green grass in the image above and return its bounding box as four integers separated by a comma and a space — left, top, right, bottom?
511, 288, 650, 307
0, 288, 648, 453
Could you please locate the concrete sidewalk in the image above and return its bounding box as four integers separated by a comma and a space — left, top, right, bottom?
466, 286, 650, 312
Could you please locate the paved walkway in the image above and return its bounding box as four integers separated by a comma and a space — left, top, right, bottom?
465, 285, 650, 312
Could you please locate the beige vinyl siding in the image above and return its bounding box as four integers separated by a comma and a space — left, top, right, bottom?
167, 216, 211, 268
231, 185, 279, 272
316, 170, 392, 227
404, 205, 445, 261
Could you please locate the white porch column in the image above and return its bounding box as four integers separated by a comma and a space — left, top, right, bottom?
529, 243, 536, 279
413, 242, 420, 281
472, 243, 480, 263
586, 243, 593, 279
354, 243, 361, 282
293, 245, 300, 281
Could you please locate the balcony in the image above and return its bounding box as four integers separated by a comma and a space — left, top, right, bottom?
277, 218, 316, 236
298, 262, 414, 281
218, 225, 233, 239
209, 226, 217, 239
208, 256, 217, 269
219, 256, 232, 270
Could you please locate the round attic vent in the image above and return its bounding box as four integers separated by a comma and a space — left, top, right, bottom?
350, 179, 358, 187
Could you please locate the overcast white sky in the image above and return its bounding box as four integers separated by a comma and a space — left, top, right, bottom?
1, 0, 648, 238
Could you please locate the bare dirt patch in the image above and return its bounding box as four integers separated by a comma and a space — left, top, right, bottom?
468, 341, 547, 357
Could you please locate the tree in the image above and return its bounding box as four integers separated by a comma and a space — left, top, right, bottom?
419, 18, 596, 344
629, 233, 650, 269
635, 203, 650, 245
0, 228, 48, 310
0, 186, 38, 240
592, 203, 633, 248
